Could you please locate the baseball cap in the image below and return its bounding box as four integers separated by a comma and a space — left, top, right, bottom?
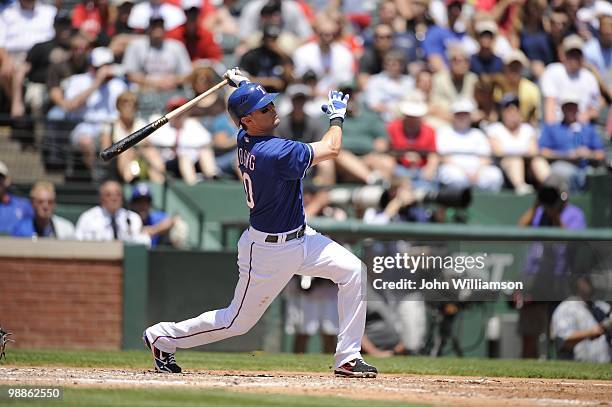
500, 93, 520, 109
562, 34, 584, 53
90, 47, 114, 68
398, 92, 428, 117
0, 161, 8, 177
503, 49, 528, 66
475, 20, 498, 35
131, 183, 152, 201
181, 0, 200, 9
54, 10, 72, 26
286, 84, 311, 99
596, 1, 612, 18
451, 98, 475, 114
166, 96, 188, 112
559, 93, 580, 106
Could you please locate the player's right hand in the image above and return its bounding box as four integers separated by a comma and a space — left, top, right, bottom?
321, 90, 349, 120
224, 67, 249, 88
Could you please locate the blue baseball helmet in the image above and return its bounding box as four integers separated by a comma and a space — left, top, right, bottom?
227, 82, 279, 126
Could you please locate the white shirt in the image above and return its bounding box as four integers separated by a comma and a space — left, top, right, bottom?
540, 63, 601, 122
0, 2, 56, 54
52, 215, 76, 240
75, 206, 151, 246
127, 2, 186, 31
238, 0, 313, 40
363, 72, 415, 122
485, 122, 536, 156
551, 298, 611, 363
436, 126, 491, 175
293, 42, 355, 95
63, 73, 127, 122
150, 117, 212, 163
122, 37, 192, 79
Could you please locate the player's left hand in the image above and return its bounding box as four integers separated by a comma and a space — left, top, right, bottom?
321, 90, 349, 120
224, 67, 249, 88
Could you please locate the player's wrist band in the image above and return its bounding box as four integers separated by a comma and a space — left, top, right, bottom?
330, 117, 344, 128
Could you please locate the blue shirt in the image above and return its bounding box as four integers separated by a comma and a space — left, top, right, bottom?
237, 129, 314, 233
423, 25, 465, 64
469, 54, 504, 75
520, 30, 554, 65
143, 210, 168, 247
12, 217, 52, 237
0, 194, 33, 234
539, 123, 604, 168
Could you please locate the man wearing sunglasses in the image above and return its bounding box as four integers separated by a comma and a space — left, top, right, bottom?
11, 181, 75, 240
143, 68, 378, 378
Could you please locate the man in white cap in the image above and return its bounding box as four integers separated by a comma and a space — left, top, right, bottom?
540, 34, 601, 124
435, 99, 503, 191
539, 94, 605, 191
62, 47, 127, 171
384, 93, 439, 185
0, 161, 34, 234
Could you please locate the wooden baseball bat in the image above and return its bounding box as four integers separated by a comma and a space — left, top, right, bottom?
99, 79, 229, 162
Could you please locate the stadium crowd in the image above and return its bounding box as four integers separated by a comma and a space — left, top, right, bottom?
1, 0, 611, 363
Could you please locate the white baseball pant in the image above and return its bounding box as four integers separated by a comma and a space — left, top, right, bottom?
146, 225, 367, 368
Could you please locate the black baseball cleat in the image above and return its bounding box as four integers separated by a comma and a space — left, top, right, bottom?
334, 358, 378, 378
143, 331, 182, 373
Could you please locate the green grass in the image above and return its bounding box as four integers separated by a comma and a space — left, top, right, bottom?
3, 349, 612, 380
0, 388, 423, 407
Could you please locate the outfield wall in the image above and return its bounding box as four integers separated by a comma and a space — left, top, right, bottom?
0, 238, 123, 349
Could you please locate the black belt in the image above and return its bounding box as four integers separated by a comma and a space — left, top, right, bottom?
265, 225, 306, 243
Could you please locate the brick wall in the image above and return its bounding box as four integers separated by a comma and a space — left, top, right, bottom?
0, 257, 123, 349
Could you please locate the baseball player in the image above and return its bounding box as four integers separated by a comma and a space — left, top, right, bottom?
143, 68, 378, 378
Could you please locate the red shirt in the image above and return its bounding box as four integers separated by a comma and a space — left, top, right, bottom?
387, 119, 437, 168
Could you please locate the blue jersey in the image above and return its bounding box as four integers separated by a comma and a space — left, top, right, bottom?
236, 129, 314, 233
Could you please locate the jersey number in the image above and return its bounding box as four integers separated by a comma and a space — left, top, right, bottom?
242, 173, 255, 209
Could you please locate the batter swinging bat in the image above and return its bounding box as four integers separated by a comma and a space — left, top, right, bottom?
99, 79, 229, 161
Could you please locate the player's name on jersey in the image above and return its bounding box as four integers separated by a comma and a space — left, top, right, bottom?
372, 278, 524, 291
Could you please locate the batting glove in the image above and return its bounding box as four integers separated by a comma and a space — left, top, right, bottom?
224, 67, 249, 88
321, 91, 349, 120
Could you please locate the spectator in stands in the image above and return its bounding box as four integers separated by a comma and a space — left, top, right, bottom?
10, 11, 73, 118
0, 161, 33, 235
517, 173, 586, 358
11, 181, 75, 239
0, 0, 56, 58
238, 24, 294, 93
238, 0, 313, 44
100, 91, 166, 184
47, 33, 91, 115
331, 82, 388, 185
129, 183, 179, 248
384, 94, 439, 186
519, 0, 555, 79
469, 20, 504, 76
293, 15, 354, 97
72, 0, 111, 46
399, 0, 432, 72
202, 0, 240, 47
541, 35, 601, 124
493, 50, 542, 125
127, 0, 186, 36
363, 49, 414, 122
276, 84, 334, 185
150, 96, 218, 185
472, 78, 499, 129
539, 95, 605, 191
62, 47, 127, 170
422, 0, 477, 72
358, 23, 394, 90
430, 45, 478, 124
584, 5, 612, 80
0, 0, 56, 115
551, 275, 611, 363
436, 99, 504, 192
110, 0, 136, 35
75, 179, 150, 244
187, 67, 238, 179
486, 93, 549, 195
122, 17, 191, 94
177, 0, 222, 62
